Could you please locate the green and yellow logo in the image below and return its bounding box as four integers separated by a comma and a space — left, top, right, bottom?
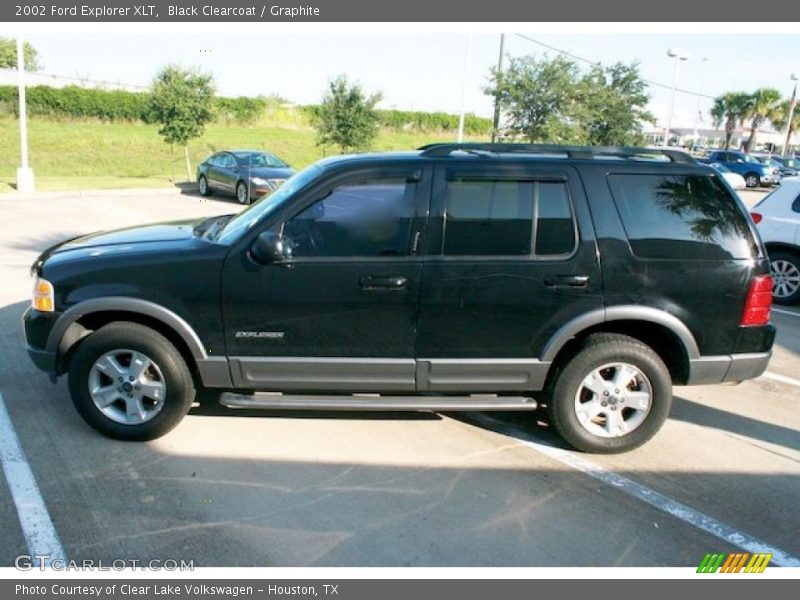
697, 552, 772, 573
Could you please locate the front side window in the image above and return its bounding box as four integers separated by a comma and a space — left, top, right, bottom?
607, 173, 758, 260
442, 179, 576, 257
283, 178, 416, 258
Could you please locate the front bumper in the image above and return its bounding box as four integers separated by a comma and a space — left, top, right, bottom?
22, 306, 61, 377
687, 351, 772, 385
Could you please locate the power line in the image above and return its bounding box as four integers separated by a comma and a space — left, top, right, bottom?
513, 33, 715, 100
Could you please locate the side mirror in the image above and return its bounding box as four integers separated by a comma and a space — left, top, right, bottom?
251, 231, 291, 265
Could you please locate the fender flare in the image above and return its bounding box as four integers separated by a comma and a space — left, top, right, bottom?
45, 297, 208, 360
540, 305, 700, 363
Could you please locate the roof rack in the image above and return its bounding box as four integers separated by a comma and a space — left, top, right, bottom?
417, 143, 695, 164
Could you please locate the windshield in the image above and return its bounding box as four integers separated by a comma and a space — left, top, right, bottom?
780, 157, 799, 168
234, 152, 288, 168
216, 165, 322, 244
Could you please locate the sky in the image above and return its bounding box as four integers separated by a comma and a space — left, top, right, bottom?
4, 31, 800, 129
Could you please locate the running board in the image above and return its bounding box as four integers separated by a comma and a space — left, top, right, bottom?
219, 392, 538, 411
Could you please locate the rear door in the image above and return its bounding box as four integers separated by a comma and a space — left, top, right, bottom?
414, 161, 603, 392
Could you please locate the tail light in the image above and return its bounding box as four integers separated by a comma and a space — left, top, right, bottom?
741, 274, 773, 326
751, 212, 763, 224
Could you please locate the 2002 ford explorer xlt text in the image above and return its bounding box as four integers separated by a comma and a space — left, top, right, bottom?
23, 144, 776, 453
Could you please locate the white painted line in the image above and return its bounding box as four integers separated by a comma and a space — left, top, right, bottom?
772, 308, 800, 319
470, 413, 800, 567
0, 392, 66, 565
760, 371, 800, 389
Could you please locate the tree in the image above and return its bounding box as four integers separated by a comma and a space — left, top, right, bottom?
768, 99, 799, 152
742, 88, 782, 152
711, 92, 750, 150
0, 37, 42, 71
314, 75, 382, 153
486, 55, 583, 143
149, 65, 215, 180
485, 55, 653, 145
579, 62, 654, 146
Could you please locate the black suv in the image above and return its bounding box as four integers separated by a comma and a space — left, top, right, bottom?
23, 144, 776, 453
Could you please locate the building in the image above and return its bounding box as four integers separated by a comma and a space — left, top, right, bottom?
644, 125, 797, 152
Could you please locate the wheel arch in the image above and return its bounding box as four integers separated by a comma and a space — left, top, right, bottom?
541, 306, 699, 385
46, 297, 214, 385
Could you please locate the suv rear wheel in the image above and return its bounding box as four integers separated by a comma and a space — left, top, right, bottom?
546, 333, 672, 454
68, 322, 195, 441
769, 251, 800, 304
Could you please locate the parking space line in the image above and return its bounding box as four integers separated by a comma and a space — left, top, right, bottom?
772, 308, 800, 319
470, 413, 800, 567
0, 392, 66, 565
760, 371, 800, 389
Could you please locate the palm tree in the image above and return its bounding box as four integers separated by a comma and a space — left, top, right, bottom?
742, 88, 782, 152
711, 92, 750, 150
770, 99, 800, 152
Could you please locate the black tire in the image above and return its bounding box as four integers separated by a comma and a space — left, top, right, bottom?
68, 322, 196, 441
744, 172, 760, 188
236, 180, 250, 205
545, 333, 672, 454
198, 175, 212, 196
769, 251, 800, 305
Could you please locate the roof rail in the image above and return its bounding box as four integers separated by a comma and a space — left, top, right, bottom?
417, 143, 695, 164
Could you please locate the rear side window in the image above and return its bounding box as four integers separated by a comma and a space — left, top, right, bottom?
607, 174, 757, 260
442, 179, 576, 257
793, 195, 800, 213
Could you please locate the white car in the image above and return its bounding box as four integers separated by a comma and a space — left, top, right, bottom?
751, 179, 800, 304
710, 162, 747, 190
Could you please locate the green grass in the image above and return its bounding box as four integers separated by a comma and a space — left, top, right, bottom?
0, 117, 482, 193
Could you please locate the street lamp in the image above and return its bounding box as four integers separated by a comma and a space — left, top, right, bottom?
782, 74, 798, 156
662, 47, 691, 148
16, 34, 35, 193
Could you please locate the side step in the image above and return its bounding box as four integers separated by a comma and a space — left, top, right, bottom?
219, 392, 538, 412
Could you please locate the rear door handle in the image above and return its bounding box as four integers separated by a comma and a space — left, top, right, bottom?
359, 275, 408, 291
543, 275, 590, 289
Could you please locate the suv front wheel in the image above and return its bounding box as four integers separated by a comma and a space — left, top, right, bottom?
68, 322, 196, 441
546, 333, 672, 454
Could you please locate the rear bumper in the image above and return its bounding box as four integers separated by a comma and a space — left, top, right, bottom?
687, 351, 771, 385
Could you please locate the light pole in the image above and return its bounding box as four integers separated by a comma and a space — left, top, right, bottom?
782, 74, 798, 156
691, 57, 708, 148
662, 47, 691, 148
16, 34, 35, 193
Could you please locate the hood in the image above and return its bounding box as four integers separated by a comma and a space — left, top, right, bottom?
33, 219, 202, 272
243, 166, 295, 180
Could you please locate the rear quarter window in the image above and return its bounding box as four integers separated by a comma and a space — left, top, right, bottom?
607, 173, 758, 260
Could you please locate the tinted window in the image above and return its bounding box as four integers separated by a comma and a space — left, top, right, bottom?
221, 155, 237, 169
442, 179, 575, 257
793, 194, 800, 213
284, 179, 415, 258
536, 182, 576, 255
608, 174, 757, 260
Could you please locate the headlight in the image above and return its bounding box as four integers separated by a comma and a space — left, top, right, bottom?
250, 177, 269, 186
32, 277, 54, 312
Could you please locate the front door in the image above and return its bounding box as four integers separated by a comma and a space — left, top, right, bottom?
221, 164, 431, 391
414, 162, 603, 392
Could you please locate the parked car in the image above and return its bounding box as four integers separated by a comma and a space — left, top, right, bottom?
197, 150, 295, 204
772, 155, 800, 174
700, 150, 778, 188
751, 179, 800, 304
709, 162, 747, 190
24, 144, 775, 454
752, 154, 799, 179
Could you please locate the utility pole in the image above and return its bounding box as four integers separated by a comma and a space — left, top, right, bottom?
491, 33, 506, 143
663, 48, 690, 148
456, 35, 471, 143
16, 34, 35, 193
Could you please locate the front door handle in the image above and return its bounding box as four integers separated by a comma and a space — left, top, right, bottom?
359, 275, 408, 291
544, 275, 589, 289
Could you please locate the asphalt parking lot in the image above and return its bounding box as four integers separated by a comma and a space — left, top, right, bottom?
0, 187, 798, 567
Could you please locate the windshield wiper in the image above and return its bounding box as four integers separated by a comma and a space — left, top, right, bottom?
193, 214, 234, 240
